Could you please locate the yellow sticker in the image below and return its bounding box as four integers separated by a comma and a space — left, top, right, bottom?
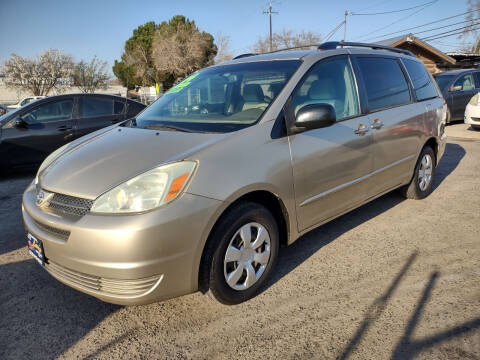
166, 73, 199, 94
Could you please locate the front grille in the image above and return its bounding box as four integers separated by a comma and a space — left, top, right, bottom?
45, 261, 162, 297
48, 193, 94, 217
34, 220, 70, 240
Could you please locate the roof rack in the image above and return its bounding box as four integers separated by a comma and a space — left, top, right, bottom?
318, 41, 415, 57
232, 41, 414, 60
232, 53, 258, 59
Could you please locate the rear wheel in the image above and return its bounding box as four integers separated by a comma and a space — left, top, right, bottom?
205, 202, 279, 305
471, 125, 480, 131
400, 146, 436, 200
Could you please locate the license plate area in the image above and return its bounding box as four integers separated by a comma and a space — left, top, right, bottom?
27, 233, 45, 266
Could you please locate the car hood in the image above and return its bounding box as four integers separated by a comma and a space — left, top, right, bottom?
40, 126, 226, 199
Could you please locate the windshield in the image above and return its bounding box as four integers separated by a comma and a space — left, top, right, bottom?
0, 106, 22, 125
133, 60, 302, 133
434, 74, 455, 93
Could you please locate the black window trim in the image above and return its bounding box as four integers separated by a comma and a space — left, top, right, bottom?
351, 54, 414, 115
399, 58, 440, 103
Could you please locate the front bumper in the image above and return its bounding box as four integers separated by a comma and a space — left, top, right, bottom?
22, 183, 223, 305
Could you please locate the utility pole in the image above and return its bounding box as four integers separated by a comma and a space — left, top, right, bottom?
263, 2, 278, 52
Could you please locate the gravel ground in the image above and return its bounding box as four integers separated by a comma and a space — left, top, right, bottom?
0, 124, 479, 359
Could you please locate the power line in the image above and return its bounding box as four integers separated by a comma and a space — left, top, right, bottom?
351, 0, 438, 16
354, 0, 397, 13
422, 21, 480, 41
422, 25, 480, 41
360, 9, 479, 41
355, 3, 433, 41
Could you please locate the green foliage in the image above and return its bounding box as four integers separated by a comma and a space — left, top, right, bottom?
112, 16, 217, 89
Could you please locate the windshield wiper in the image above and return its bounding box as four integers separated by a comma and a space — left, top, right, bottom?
144, 124, 193, 133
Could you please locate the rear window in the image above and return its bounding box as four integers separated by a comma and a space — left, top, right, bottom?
81, 97, 113, 117
402, 59, 438, 101
357, 57, 411, 112
433, 74, 455, 93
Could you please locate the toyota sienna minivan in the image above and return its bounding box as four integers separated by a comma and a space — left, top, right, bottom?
22, 42, 446, 305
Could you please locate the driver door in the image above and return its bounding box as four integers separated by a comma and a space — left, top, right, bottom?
287, 56, 374, 231
2, 98, 75, 166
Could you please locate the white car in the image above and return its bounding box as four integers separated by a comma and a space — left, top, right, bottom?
7, 96, 45, 111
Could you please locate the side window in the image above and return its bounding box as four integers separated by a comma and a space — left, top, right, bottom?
21, 100, 73, 123
81, 97, 113, 117
454, 74, 475, 91
114, 100, 126, 114
402, 59, 438, 101
292, 57, 360, 120
127, 101, 145, 116
357, 57, 411, 112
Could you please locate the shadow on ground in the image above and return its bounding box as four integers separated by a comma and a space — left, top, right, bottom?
337, 252, 480, 360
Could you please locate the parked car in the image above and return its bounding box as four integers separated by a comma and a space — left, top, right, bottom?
7, 96, 45, 111
0, 104, 7, 116
464, 93, 480, 130
0, 93, 145, 169
23, 42, 446, 306
434, 69, 480, 123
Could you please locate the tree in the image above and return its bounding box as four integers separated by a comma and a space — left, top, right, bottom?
113, 16, 217, 90
2, 49, 74, 96
74, 56, 110, 93
151, 15, 217, 89
214, 32, 233, 63
113, 21, 157, 88
252, 29, 322, 53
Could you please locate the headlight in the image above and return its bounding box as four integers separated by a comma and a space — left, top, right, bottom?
90, 161, 197, 214
35, 143, 70, 185
470, 93, 480, 106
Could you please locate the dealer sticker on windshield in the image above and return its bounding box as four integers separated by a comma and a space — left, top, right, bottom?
166, 72, 200, 94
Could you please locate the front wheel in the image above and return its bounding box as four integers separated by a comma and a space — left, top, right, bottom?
205, 202, 279, 305
400, 146, 436, 199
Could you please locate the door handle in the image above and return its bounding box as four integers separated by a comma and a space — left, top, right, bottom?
57, 125, 73, 132
354, 124, 369, 135
370, 119, 383, 130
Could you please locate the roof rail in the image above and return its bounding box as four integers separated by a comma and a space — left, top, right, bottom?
232, 53, 258, 59
232, 44, 320, 60
318, 41, 415, 57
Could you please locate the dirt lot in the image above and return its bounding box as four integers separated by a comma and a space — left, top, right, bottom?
0, 124, 479, 360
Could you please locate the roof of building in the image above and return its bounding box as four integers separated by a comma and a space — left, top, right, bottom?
375, 33, 456, 64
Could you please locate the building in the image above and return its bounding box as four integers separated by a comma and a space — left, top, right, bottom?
375, 33, 456, 74
445, 52, 480, 70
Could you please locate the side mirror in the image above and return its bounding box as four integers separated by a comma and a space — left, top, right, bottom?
292, 103, 336, 134
13, 117, 27, 129
450, 85, 462, 92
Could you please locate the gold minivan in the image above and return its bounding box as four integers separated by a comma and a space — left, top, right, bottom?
23, 42, 446, 305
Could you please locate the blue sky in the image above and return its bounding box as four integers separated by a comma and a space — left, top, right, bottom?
0, 0, 471, 74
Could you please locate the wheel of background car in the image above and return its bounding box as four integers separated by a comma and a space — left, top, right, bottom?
400, 145, 436, 200
204, 202, 279, 305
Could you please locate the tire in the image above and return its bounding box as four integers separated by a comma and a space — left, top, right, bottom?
472, 125, 480, 131
400, 146, 436, 200
204, 202, 279, 305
